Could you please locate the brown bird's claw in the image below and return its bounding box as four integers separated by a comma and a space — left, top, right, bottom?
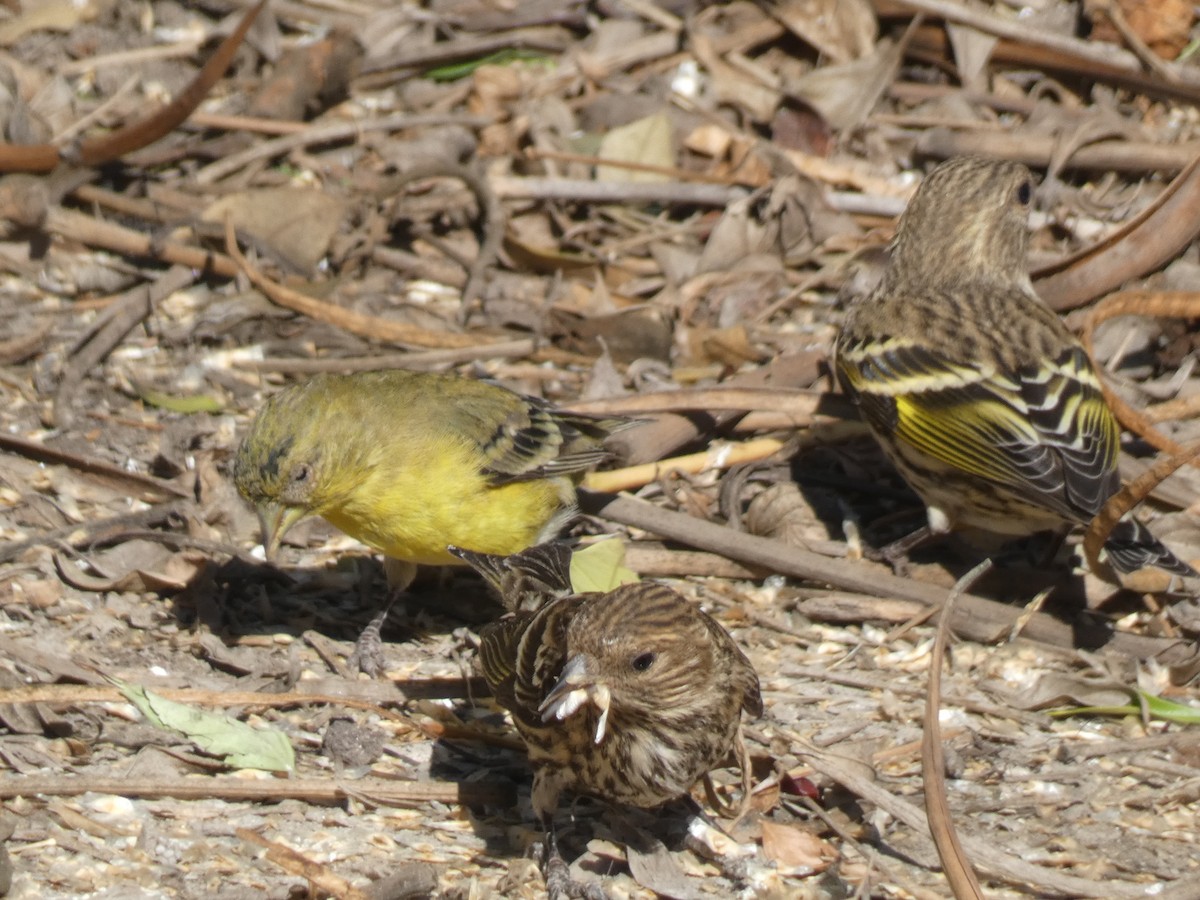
540, 827, 607, 900
539, 655, 611, 743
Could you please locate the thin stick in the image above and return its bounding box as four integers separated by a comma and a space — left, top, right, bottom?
923, 560, 991, 899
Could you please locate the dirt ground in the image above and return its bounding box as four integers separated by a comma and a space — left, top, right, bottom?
1, 1, 1199, 897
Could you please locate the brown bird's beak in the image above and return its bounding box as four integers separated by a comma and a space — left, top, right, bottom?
256, 502, 307, 560
540, 654, 612, 744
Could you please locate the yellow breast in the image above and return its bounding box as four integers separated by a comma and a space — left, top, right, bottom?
318, 434, 568, 565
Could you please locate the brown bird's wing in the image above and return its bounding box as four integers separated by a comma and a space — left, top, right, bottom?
480, 594, 589, 725
837, 312, 1120, 523
478, 614, 527, 711
699, 610, 763, 718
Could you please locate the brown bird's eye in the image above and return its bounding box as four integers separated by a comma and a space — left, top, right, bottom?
1015, 181, 1032, 206
631, 652, 656, 672
291, 464, 311, 484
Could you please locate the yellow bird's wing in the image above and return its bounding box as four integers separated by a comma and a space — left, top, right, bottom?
474, 393, 629, 485
837, 332, 1120, 523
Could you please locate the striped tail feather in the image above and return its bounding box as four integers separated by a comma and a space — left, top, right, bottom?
1103, 520, 1196, 577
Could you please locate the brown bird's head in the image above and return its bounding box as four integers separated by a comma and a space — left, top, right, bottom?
890, 156, 1035, 290
538, 582, 761, 744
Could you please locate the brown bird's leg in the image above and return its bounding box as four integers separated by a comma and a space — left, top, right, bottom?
540, 820, 607, 900
1035, 529, 1069, 569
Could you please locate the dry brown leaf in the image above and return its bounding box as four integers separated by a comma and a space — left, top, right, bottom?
769, 0, 877, 63
945, 22, 999, 90
1011, 673, 1138, 711
690, 33, 781, 123
1088, 0, 1195, 59
785, 37, 905, 132
203, 188, 347, 274
0, 0, 99, 46
625, 835, 700, 900
760, 820, 834, 875
549, 305, 673, 364
596, 112, 675, 184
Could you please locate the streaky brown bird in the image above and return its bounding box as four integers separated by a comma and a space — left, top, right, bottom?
452, 541, 762, 832
835, 156, 1193, 577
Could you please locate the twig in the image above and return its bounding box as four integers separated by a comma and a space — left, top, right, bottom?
1082, 440, 1200, 577
52, 265, 196, 428
916, 129, 1200, 175
223, 216, 498, 349
0, 775, 513, 807
240, 339, 538, 374
374, 161, 506, 311
0, 679, 488, 709
238, 829, 372, 900
1079, 290, 1200, 457
58, 38, 205, 77
796, 740, 1162, 897
1036, 153, 1200, 312
581, 491, 1197, 663
889, 0, 1142, 71
1092, 0, 1181, 82
583, 437, 787, 493
489, 175, 744, 206
923, 560, 990, 899
193, 112, 492, 185
0, 0, 267, 172
46, 207, 240, 276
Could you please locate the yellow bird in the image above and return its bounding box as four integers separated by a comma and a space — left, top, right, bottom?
232, 370, 634, 589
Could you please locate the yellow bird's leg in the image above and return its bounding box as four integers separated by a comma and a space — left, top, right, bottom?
874, 523, 935, 576
346, 558, 418, 676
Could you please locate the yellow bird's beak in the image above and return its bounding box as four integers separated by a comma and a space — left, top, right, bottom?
256, 502, 308, 560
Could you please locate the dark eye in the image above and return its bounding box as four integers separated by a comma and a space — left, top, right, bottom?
291, 464, 311, 484
631, 652, 656, 672
1015, 181, 1032, 205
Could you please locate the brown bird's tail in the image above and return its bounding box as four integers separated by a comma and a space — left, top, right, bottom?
1104, 520, 1196, 577
449, 541, 576, 611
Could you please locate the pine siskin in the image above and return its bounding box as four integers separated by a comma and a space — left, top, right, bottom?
836, 156, 1192, 576
232, 370, 633, 590
452, 542, 762, 829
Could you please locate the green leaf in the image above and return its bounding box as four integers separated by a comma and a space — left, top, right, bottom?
569, 537, 639, 593
136, 385, 224, 414
425, 49, 550, 82
1050, 688, 1200, 725
108, 676, 295, 772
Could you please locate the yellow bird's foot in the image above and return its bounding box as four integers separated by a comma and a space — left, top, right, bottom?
864, 523, 951, 576
347, 605, 393, 677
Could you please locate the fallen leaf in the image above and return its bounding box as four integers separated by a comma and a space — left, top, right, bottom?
108, 676, 296, 773
569, 537, 639, 593
760, 820, 834, 875
203, 188, 347, 274
597, 112, 674, 183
